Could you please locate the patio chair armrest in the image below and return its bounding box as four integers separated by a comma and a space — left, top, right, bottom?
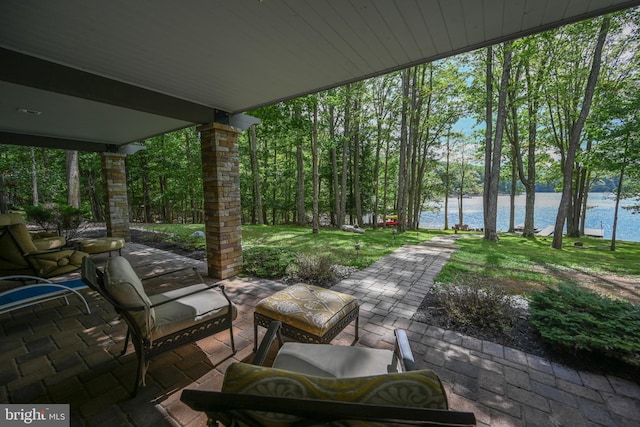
395, 329, 416, 371
140, 266, 195, 282
181, 390, 477, 426
149, 283, 230, 309
252, 321, 283, 366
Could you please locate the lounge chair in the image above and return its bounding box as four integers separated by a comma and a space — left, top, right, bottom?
181, 321, 476, 426
0, 213, 87, 278
0, 275, 90, 315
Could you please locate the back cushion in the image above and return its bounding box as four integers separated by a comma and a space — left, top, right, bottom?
0, 213, 26, 226
104, 256, 155, 337
8, 223, 38, 254
220, 362, 448, 426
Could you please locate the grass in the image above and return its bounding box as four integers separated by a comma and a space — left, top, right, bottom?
137, 223, 440, 268
137, 223, 640, 302
438, 233, 640, 299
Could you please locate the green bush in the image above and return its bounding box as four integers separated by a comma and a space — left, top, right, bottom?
287, 253, 337, 288
242, 246, 297, 279
431, 276, 516, 331
530, 284, 640, 366
24, 204, 87, 240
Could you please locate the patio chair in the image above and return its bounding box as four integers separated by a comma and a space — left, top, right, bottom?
0, 213, 87, 278
81, 256, 237, 397
181, 321, 476, 426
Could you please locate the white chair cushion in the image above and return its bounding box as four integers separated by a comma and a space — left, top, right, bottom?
149, 283, 237, 339
273, 342, 401, 378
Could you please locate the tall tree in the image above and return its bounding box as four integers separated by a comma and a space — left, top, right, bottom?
30, 147, 39, 206
552, 16, 610, 248
484, 42, 513, 241
66, 150, 80, 208
249, 124, 264, 224
397, 69, 410, 233
311, 99, 320, 234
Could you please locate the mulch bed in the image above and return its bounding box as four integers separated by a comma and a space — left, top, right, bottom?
413, 288, 640, 383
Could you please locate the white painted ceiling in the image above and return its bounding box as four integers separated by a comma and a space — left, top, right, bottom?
1, 0, 639, 151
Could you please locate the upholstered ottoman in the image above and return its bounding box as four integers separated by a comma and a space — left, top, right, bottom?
80, 237, 125, 256
254, 284, 359, 350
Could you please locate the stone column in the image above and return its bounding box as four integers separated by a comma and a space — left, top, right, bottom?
199, 123, 242, 279
100, 152, 131, 240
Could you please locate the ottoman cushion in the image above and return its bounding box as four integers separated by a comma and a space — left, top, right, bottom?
255, 284, 358, 338
81, 237, 125, 254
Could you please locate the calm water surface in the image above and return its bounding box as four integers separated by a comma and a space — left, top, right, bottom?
419, 192, 639, 242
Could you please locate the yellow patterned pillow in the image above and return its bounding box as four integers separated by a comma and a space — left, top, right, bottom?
219, 362, 448, 426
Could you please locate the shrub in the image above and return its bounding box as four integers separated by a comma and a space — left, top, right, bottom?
242, 246, 296, 279
530, 284, 640, 366
431, 276, 516, 331
24, 204, 87, 240
287, 253, 337, 287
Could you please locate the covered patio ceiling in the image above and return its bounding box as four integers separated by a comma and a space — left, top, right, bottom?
1, 0, 639, 153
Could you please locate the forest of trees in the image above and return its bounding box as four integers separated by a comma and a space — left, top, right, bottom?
1, 10, 639, 249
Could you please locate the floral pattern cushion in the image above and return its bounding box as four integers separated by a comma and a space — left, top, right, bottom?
219, 362, 449, 427
255, 284, 359, 337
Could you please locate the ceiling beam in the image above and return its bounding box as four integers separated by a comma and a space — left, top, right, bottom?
0, 131, 117, 152
0, 48, 219, 124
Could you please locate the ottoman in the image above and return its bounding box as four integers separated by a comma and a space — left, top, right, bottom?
254, 283, 359, 350
80, 237, 125, 256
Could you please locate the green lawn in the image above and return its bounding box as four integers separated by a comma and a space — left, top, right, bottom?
138, 223, 442, 268
439, 234, 640, 298
137, 223, 640, 301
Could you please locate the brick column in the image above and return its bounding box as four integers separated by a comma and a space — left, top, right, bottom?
199, 123, 242, 279
101, 152, 131, 240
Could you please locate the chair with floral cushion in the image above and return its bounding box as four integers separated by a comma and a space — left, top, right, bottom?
181, 321, 476, 426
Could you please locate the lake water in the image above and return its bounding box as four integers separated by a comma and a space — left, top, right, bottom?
419, 192, 640, 242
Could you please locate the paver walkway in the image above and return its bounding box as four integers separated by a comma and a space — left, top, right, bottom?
2, 237, 639, 426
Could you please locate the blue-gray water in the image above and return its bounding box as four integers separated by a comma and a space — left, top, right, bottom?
419, 192, 639, 242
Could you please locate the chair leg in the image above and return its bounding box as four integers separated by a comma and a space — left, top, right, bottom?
132, 350, 143, 397
229, 323, 236, 354
253, 314, 258, 352
121, 329, 131, 356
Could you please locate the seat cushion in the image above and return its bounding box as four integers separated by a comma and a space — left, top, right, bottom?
104, 256, 155, 337
33, 235, 66, 251
255, 284, 358, 337
220, 362, 448, 427
149, 283, 237, 339
272, 343, 401, 378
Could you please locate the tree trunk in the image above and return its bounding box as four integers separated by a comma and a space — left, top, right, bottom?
311, 101, 319, 234
611, 165, 625, 251
444, 133, 451, 230
66, 150, 80, 208
331, 148, 339, 226
553, 16, 610, 249
353, 87, 363, 227
483, 47, 493, 235
340, 85, 351, 226
296, 144, 305, 224
30, 147, 39, 206
397, 69, 410, 233
485, 43, 513, 241
250, 125, 264, 224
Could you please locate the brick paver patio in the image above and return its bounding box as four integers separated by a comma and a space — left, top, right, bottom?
1, 238, 638, 426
